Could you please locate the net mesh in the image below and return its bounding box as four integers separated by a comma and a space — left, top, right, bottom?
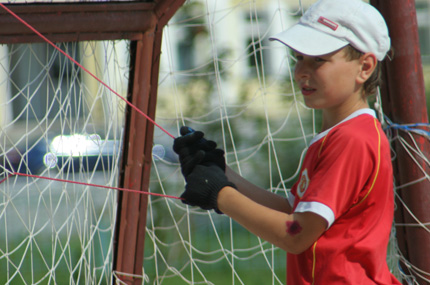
0, 40, 128, 284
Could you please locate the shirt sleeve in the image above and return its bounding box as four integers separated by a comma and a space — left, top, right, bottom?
295, 127, 377, 227
295, 201, 335, 228
287, 191, 295, 208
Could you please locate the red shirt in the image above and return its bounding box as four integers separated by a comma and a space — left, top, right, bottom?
287, 109, 400, 284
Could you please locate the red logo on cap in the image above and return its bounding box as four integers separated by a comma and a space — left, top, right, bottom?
317, 16, 338, 31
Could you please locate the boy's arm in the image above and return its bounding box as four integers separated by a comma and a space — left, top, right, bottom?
218, 186, 327, 254
226, 166, 293, 214
181, 164, 326, 254
172, 127, 292, 214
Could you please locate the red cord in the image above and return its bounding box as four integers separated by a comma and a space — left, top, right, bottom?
0, 3, 182, 199
0, 2, 175, 139
2, 172, 182, 200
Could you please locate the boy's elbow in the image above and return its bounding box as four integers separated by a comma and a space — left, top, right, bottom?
278, 238, 312, 255
279, 212, 327, 254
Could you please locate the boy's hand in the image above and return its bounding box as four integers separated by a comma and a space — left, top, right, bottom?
173, 126, 226, 177
180, 164, 236, 214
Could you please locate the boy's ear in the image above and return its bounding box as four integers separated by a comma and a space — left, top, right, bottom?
357, 53, 377, 84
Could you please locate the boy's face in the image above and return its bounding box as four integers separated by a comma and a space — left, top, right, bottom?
293, 48, 366, 113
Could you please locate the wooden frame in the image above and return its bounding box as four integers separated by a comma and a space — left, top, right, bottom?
1, 1, 185, 284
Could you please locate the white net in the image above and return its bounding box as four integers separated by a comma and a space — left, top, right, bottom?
1, 0, 429, 284
0, 40, 128, 283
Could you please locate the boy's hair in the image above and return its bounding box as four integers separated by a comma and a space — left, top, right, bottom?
344, 45, 382, 97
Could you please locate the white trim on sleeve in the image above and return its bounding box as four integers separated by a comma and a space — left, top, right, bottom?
295, 201, 335, 229
287, 192, 295, 208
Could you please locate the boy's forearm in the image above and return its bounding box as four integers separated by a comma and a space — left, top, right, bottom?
225, 166, 293, 214
217, 186, 326, 254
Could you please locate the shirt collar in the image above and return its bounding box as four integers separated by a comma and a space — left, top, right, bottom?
309, 108, 377, 146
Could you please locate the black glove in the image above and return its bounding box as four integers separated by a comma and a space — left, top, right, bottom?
180, 164, 236, 214
173, 126, 226, 177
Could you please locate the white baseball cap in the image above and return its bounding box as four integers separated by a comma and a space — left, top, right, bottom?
270, 0, 390, 61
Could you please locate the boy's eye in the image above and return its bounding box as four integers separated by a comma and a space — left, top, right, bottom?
293, 54, 326, 62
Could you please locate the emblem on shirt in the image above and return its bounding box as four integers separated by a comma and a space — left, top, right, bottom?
297, 168, 310, 198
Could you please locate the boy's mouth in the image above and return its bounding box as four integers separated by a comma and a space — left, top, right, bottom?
301, 85, 316, 96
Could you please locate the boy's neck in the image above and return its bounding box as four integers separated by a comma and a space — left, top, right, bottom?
321, 100, 370, 131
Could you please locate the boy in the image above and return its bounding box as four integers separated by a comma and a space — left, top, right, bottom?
173, 0, 401, 283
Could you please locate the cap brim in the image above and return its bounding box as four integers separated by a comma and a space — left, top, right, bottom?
270, 23, 349, 56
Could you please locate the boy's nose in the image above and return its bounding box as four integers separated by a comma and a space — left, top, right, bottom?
294, 62, 311, 81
